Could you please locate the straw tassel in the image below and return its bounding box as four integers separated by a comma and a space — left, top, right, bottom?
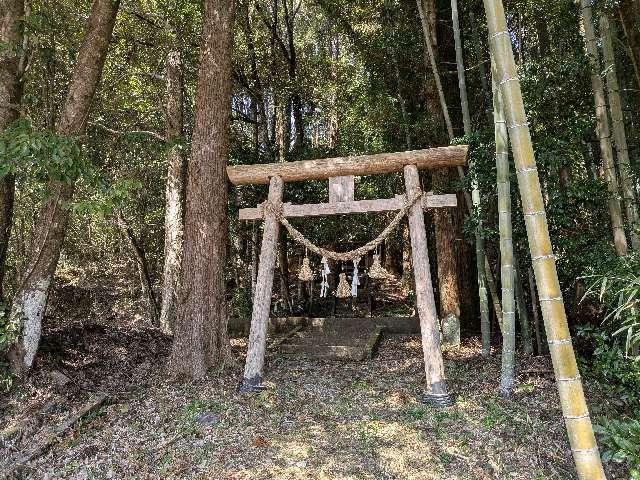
335, 273, 351, 298
368, 254, 390, 279
298, 256, 314, 281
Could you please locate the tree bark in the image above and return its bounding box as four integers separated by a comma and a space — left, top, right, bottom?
580, 0, 628, 256
159, 49, 186, 334
0, 0, 25, 305
167, 0, 234, 379
433, 169, 462, 340
601, 14, 640, 250
8, 0, 119, 374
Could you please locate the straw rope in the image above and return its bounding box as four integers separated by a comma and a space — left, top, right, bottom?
260, 192, 422, 262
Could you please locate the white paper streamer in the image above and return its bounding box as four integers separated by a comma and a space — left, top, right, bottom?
351, 257, 361, 297
320, 257, 331, 298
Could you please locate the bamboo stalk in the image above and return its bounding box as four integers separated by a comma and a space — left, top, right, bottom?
451, 0, 471, 133
451, 0, 491, 356
484, 0, 606, 476
485, 255, 503, 331
528, 266, 547, 355
601, 13, 640, 250
581, 0, 628, 256
514, 261, 534, 355
469, 12, 492, 123
492, 57, 516, 397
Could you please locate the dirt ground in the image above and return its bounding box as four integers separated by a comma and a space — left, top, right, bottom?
0, 281, 631, 480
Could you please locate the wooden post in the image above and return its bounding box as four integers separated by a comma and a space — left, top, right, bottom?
239, 175, 284, 392
329, 175, 355, 203
403, 164, 452, 407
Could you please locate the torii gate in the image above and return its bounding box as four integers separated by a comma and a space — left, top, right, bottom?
227, 145, 468, 406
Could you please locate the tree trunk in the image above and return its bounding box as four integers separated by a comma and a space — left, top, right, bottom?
251, 220, 259, 298
328, 32, 339, 150
167, 0, 234, 379
601, 14, 640, 250
8, 0, 119, 375
117, 213, 159, 325
433, 169, 462, 335
581, 1, 628, 256
0, 0, 25, 305
416, 0, 454, 140
159, 49, 186, 334
485, 0, 606, 475
279, 232, 293, 314
618, 0, 640, 88
492, 58, 516, 397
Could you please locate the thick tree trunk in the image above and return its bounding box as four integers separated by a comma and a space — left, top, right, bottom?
167, 0, 234, 379
618, 0, 640, 88
581, 1, 628, 256
159, 49, 186, 334
433, 169, 461, 334
601, 14, 640, 250
416, 0, 454, 139
0, 0, 25, 305
8, 0, 119, 374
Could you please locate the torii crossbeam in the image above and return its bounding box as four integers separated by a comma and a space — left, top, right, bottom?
228, 145, 468, 406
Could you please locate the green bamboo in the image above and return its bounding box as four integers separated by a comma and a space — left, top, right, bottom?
514, 261, 534, 355
484, 0, 607, 476
492, 57, 516, 397
601, 13, 640, 250
449, 0, 491, 356
581, 0, 628, 256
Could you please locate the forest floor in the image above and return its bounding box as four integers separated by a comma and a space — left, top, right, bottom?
0, 275, 631, 480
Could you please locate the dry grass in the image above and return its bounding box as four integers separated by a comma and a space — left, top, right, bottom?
0, 326, 629, 479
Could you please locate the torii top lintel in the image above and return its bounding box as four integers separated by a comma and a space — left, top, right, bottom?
226, 145, 468, 186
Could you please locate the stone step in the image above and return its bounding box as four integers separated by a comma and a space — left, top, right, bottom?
276, 322, 384, 361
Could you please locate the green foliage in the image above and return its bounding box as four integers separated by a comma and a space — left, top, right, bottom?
582, 253, 640, 354
577, 326, 640, 406
231, 287, 252, 319
595, 417, 640, 478
0, 119, 90, 183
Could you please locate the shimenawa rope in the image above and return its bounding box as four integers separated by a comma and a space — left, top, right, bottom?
260, 192, 423, 262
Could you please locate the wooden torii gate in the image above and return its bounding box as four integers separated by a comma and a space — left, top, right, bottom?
227, 145, 468, 406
